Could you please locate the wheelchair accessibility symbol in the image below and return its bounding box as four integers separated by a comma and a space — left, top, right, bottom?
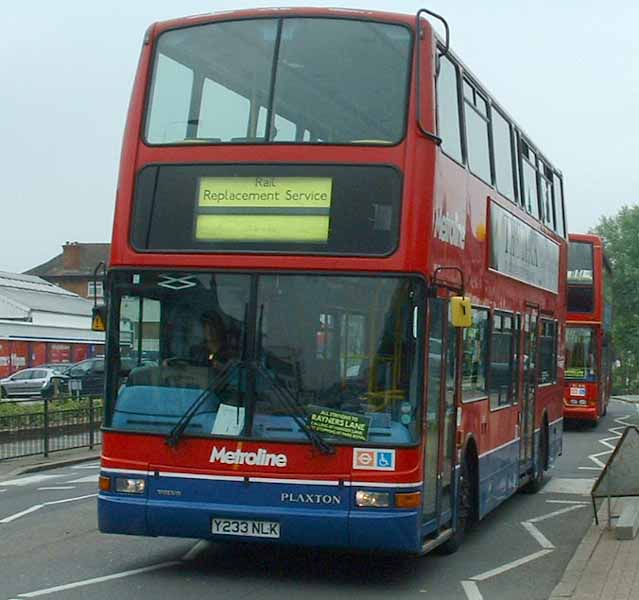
376, 451, 394, 469
353, 448, 396, 471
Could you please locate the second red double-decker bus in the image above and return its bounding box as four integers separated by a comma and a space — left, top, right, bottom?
96, 7, 568, 555
564, 233, 613, 424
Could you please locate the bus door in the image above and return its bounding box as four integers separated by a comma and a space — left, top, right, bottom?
519, 307, 538, 472
422, 297, 458, 528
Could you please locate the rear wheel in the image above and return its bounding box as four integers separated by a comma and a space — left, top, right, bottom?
523, 424, 548, 493
438, 458, 474, 554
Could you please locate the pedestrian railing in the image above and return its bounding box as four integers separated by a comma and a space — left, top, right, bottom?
0, 397, 102, 461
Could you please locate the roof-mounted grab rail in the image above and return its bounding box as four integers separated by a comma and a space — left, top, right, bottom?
415, 8, 450, 144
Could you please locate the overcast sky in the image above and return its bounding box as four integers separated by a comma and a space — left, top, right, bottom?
2, 1, 637, 273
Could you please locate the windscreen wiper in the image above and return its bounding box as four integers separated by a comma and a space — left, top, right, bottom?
255, 363, 335, 456
165, 359, 241, 448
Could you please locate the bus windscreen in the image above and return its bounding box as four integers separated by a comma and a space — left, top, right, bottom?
145, 18, 412, 146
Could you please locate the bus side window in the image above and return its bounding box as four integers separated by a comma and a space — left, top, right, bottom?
492, 109, 517, 203
553, 173, 566, 237
489, 311, 516, 409
436, 54, 463, 163
539, 163, 555, 231
461, 307, 489, 402
462, 78, 492, 184
519, 139, 540, 219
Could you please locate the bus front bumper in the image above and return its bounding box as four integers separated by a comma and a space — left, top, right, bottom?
98, 493, 421, 553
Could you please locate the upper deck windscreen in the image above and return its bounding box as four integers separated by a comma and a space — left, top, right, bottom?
567, 241, 594, 313
145, 17, 412, 145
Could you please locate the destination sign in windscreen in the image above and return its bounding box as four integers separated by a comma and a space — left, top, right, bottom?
195, 177, 333, 243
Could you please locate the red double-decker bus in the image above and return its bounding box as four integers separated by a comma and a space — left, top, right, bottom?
96, 7, 568, 555
564, 233, 612, 424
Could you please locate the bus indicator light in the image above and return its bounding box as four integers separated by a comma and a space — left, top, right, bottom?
395, 491, 422, 509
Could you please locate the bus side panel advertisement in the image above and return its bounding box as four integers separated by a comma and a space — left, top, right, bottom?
489, 201, 560, 293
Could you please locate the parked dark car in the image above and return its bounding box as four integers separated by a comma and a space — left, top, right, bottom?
65, 358, 106, 396
0, 367, 69, 399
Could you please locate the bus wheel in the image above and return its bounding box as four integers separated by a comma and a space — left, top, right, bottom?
438, 458, 474, 554
523, 424, 548, 494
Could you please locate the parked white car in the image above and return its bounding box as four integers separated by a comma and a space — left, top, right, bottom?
0, 367, 69, 399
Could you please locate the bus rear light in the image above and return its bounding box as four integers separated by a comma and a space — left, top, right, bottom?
355, 490, 390, 508
114, 477, 146, 494
395, 491, 422, 509
99, 476, 111, 492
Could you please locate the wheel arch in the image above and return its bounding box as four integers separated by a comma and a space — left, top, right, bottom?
539, 409, 550, 471
462, 434, 479, 524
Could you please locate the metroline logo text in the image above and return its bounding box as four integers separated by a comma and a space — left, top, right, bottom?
209, 446, 288, 468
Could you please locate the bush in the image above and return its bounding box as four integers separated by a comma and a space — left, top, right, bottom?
0, 397, 103, 418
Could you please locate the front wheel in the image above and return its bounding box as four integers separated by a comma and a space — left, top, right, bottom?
438, 459, 474, 554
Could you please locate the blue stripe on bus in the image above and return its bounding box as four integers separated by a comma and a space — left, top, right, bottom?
99, 476, 422, 553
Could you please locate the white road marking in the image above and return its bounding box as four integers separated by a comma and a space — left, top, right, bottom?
461, 580, 483, 600
585, 454, 608, 468
0, 494, 96, 523
582, 414, 632, 472
522, 522, 554, 549
0, 505, 44, 523
70, 463, 100, 469
470, 549, 553, 581
578, 466, 602, 471
461, 493, 587, 599
546, 500, 589, 505
0, 488, 6, 493
45, 493, 97, 506
0, 474, 60, 487
541, 478, 595, 495
528, 505, 585, 523
16, 561, 181, 597
38, 486, 76, 491
181, 540, 211, 561
65, 474, 99, 484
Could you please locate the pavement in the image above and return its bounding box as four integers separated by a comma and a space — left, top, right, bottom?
2, 395, 639, 600
550, 395, 639, 600
0, 446, 100, 480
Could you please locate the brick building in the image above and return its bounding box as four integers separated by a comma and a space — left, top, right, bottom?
26, 242, 110, 301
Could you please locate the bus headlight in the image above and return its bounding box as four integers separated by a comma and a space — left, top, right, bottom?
114, 477, 146, 494
355, 490, 390, 508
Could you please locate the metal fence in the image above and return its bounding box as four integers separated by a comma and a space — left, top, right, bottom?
0, 397, 102, 461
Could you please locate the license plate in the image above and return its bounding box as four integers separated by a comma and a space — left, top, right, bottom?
211, 518, 280, 538
570, 386, 586, 397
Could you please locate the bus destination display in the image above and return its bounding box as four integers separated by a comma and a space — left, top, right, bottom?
195, 177, 333, 243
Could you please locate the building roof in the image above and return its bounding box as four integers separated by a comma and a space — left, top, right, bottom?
0, 271, 92, 318
26, 243, 110, 278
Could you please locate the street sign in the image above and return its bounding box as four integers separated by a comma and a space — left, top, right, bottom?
69, 379, 82, 392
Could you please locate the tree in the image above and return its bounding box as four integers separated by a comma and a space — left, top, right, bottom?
593, 205, 639, 393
